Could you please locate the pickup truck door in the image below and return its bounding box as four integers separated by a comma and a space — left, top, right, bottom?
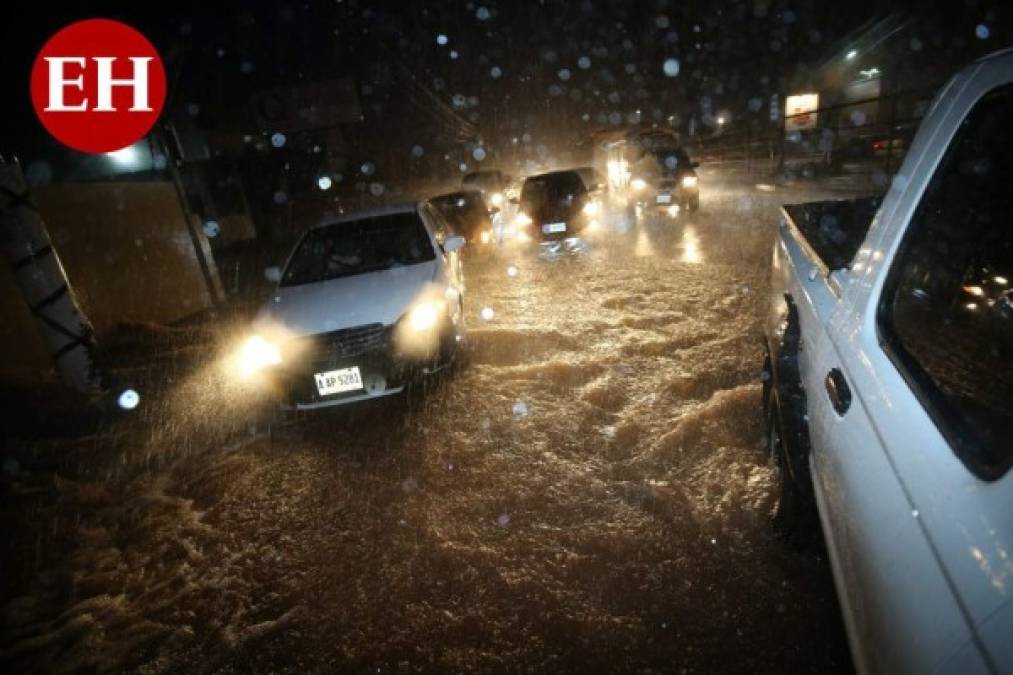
802, 74, 1011, 674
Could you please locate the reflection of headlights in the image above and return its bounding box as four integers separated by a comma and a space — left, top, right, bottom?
515, 212, 532, 227
237, 335, 282, 377
490, 192, 504, 207
407, 300, 446, 331
682, 175, 698, 188
630, 178, 647, 191
582, 201, 599, 216
479, 230, 492, 244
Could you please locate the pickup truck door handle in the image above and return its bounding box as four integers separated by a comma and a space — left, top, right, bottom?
825, 368, 852, 415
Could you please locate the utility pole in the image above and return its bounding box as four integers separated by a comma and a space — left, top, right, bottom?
0, 156, 101, 392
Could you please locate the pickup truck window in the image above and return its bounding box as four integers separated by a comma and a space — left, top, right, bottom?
879, 84, 1013, 480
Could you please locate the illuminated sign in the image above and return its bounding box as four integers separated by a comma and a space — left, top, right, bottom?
785, 93, 819, 132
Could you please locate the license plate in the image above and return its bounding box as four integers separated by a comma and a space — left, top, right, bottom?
656, 194, 672, 204
542, 222, 567, 234
314, 366, 363, 395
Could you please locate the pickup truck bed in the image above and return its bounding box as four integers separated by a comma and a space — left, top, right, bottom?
781, 196, 882, 273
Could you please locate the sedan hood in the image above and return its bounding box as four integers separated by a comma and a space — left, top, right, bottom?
255, 261, 439, 337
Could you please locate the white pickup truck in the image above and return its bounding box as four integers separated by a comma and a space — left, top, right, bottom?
763, 49, 1013, 674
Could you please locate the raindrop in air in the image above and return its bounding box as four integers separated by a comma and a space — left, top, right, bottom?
369, 182, 385, 196
663, 58, 680, 77
506, 265, 518, 277
411, 145, 425, 158
270, 132, 287, 148
490, 66, 502, 79
436, 33, 448, 45
203, 220, 220, 238
317, 176, 332, 190
481, 306, 495, 321
360, 161, 376, 176
975, 24, 990, 40
512, 401, 528, 417
473, 146, 487, 161
476, 6, 490, 20
577, 56, 592, 70
117, 389, 140, 410
558, 68, 571, 81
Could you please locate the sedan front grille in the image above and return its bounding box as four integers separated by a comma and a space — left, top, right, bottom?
303, 323, 389, 362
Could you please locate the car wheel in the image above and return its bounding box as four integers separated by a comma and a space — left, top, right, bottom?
767, 394, 818, 548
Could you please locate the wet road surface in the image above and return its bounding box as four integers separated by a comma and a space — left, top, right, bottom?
1, 179, 856, 673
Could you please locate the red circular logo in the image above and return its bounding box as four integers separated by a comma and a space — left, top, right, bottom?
30, 19, 167, 154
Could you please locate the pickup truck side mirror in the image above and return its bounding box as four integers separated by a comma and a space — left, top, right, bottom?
264, 266, 282, 283
443, 235, 466, 254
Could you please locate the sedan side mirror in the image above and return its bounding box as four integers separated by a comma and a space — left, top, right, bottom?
264, 266, 282, 283
443, 235, 466, 254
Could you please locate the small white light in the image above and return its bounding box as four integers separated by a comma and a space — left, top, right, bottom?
480, 306, 495, 321
994, 276, 1008, 285
682, 175, 698, 188
506, 265, 518, 277
846, 49, 858, 60
117, 389, 140, 410
631, 178, 647, 191
317, 176, 332, 190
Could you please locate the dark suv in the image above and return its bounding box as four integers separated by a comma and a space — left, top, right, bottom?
516, 170, 596, 241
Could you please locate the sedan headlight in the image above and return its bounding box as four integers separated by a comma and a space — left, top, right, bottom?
582, 200, 600, 216
515, 212, 533, 227
236, 335, 282, 377
407, 300, 446, 332
630, 178, 647, 191
681, 175, 698, 188
490, 192, 504, 207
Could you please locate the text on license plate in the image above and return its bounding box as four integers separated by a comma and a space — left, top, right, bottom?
656, 194, 672, 203
542, 222, 567, 234
314, 366, 363, 395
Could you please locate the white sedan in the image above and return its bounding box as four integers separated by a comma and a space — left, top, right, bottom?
234, 202, 466, 409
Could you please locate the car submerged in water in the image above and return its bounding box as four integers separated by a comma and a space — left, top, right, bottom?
511, 169, 600, 250
234, 202, 467, 410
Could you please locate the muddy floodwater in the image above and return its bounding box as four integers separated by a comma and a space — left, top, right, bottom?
2, 178, 858, 673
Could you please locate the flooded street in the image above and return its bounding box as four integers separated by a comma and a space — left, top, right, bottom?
1, 179, 855, 673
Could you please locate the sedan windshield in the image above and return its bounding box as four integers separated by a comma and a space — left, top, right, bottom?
281, 212, 434, 287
